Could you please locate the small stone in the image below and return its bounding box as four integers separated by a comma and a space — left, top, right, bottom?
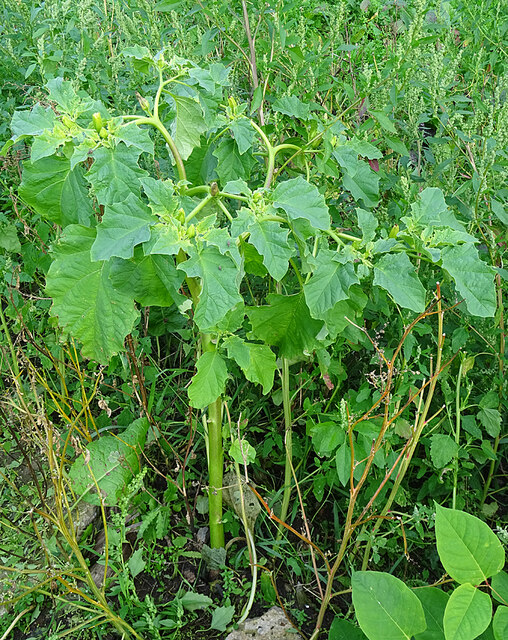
225, 607, 302, 640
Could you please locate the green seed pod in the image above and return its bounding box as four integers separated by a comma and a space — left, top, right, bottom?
92, 112, 103, 133
187, 224, 196, 238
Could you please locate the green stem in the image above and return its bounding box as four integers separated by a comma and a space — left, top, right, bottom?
0, 299, 19, 379
452, 358, 464, 510
204, 333, 224, 549
249, 119, 275, 189
185, 194, 214, 223
176, 251, 224, 548
277, 356, 293, 540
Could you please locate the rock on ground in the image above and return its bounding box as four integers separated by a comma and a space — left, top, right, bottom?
225, 607, 302, 640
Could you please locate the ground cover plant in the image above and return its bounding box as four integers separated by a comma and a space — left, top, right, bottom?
0, 0, 506, 639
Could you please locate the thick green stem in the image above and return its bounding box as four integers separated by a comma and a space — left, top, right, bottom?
203, 333, 224, 549
277, 357, 293, 539
176, 252, 225, 548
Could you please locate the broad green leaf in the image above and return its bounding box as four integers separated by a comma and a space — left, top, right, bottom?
128, 548, 146, 578
477, 407, 501, 438
304, 249, 359, 319
348, 139, 383, 160
86, 143, 147, 206
441, 244, 496, 317
370, 110, 397, 134
19, 156, 93, 227
46, 226, 139, 363
321, 284, 368, 339
272, 176, 330, 230
491, 200, 508, 225
373, 253, 426, 312
11, 104, 56, 140
443, 584, 491, 640
357, 208, 378, 244
247, 293, 322, 359
272, 95, 311, 119
114, 121, 154, 155
167, 94, 207, 160
210, 605, 235, 632
308, 420, 345, 456
493, 606, 508, 640
414, 587, 449, 640
30, 123, 69, 162
410, 188, 464, 231
0, 225, 21, 252
336, 443, 351, 486
68, 418, 149, 506
223, 335, 277, 394
213, 138, 256, 184
46, 78, 79, 114
329, 617, 368, 640
333, 148, 379, 208
435, 504, 505, 584
140, 177, 178, 217
247, 219, 294, 281
491, 571, 508, 605
229, 118, 256, 154
188, 350, 228, 409
177, 245, 243, 330
91, 193, 155, 261
109, 248, 184, 307
180, 591, 213, 611
430, 434, 459, 468
144, 222, 189, 256
352, 571, 426, 640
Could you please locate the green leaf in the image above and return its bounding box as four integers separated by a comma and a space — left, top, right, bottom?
223, 335, 277, 394
188, 350, 228, 409
19, 156, 93, 227
180, 591, 213, 611
109, 248, 184, 307
68, 418, 149, 506
167, 94, 207, 160
443, 584, 492, 640
11, 104, 56, 140
348, 139, 383, 160
493, 606, 508, 640
414, 587, 449, 640
333, 148, 379, 208
210, 605, 235, 632
128, 548, 146, 578
491, 571, 508, 605
357, 208, 378, 244
370, 110, 397, 134
491, 200, 508, 225
435, 504, 505, 584
304, 249, 359, 319
246, 219, 294, 281
477, 407, 501, 438
91, 193, 155, 261
373, 253, 426, 312
177, 245, 243, 331
0, 225, 21, 252
441, 244, 496, 317
30, 124, 69, 162
272, 95, 311, 120
144, 222, 189, 256
229, 118, 256, 154
272, 176, 330, 230
114, 121, 154, 155
336, 443, 351, 486
247, 292, 322, 359
308, 420, 345, 456
430, 434, 459, 468
87, 143, 147, 206
213, 138, 256, 184
329, 617, 368, 640
410, 188, 464, 231
45, 226, 139, 363
352, 571, 426, 640
45, 78, 79, 114
140, 177, 178, 217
